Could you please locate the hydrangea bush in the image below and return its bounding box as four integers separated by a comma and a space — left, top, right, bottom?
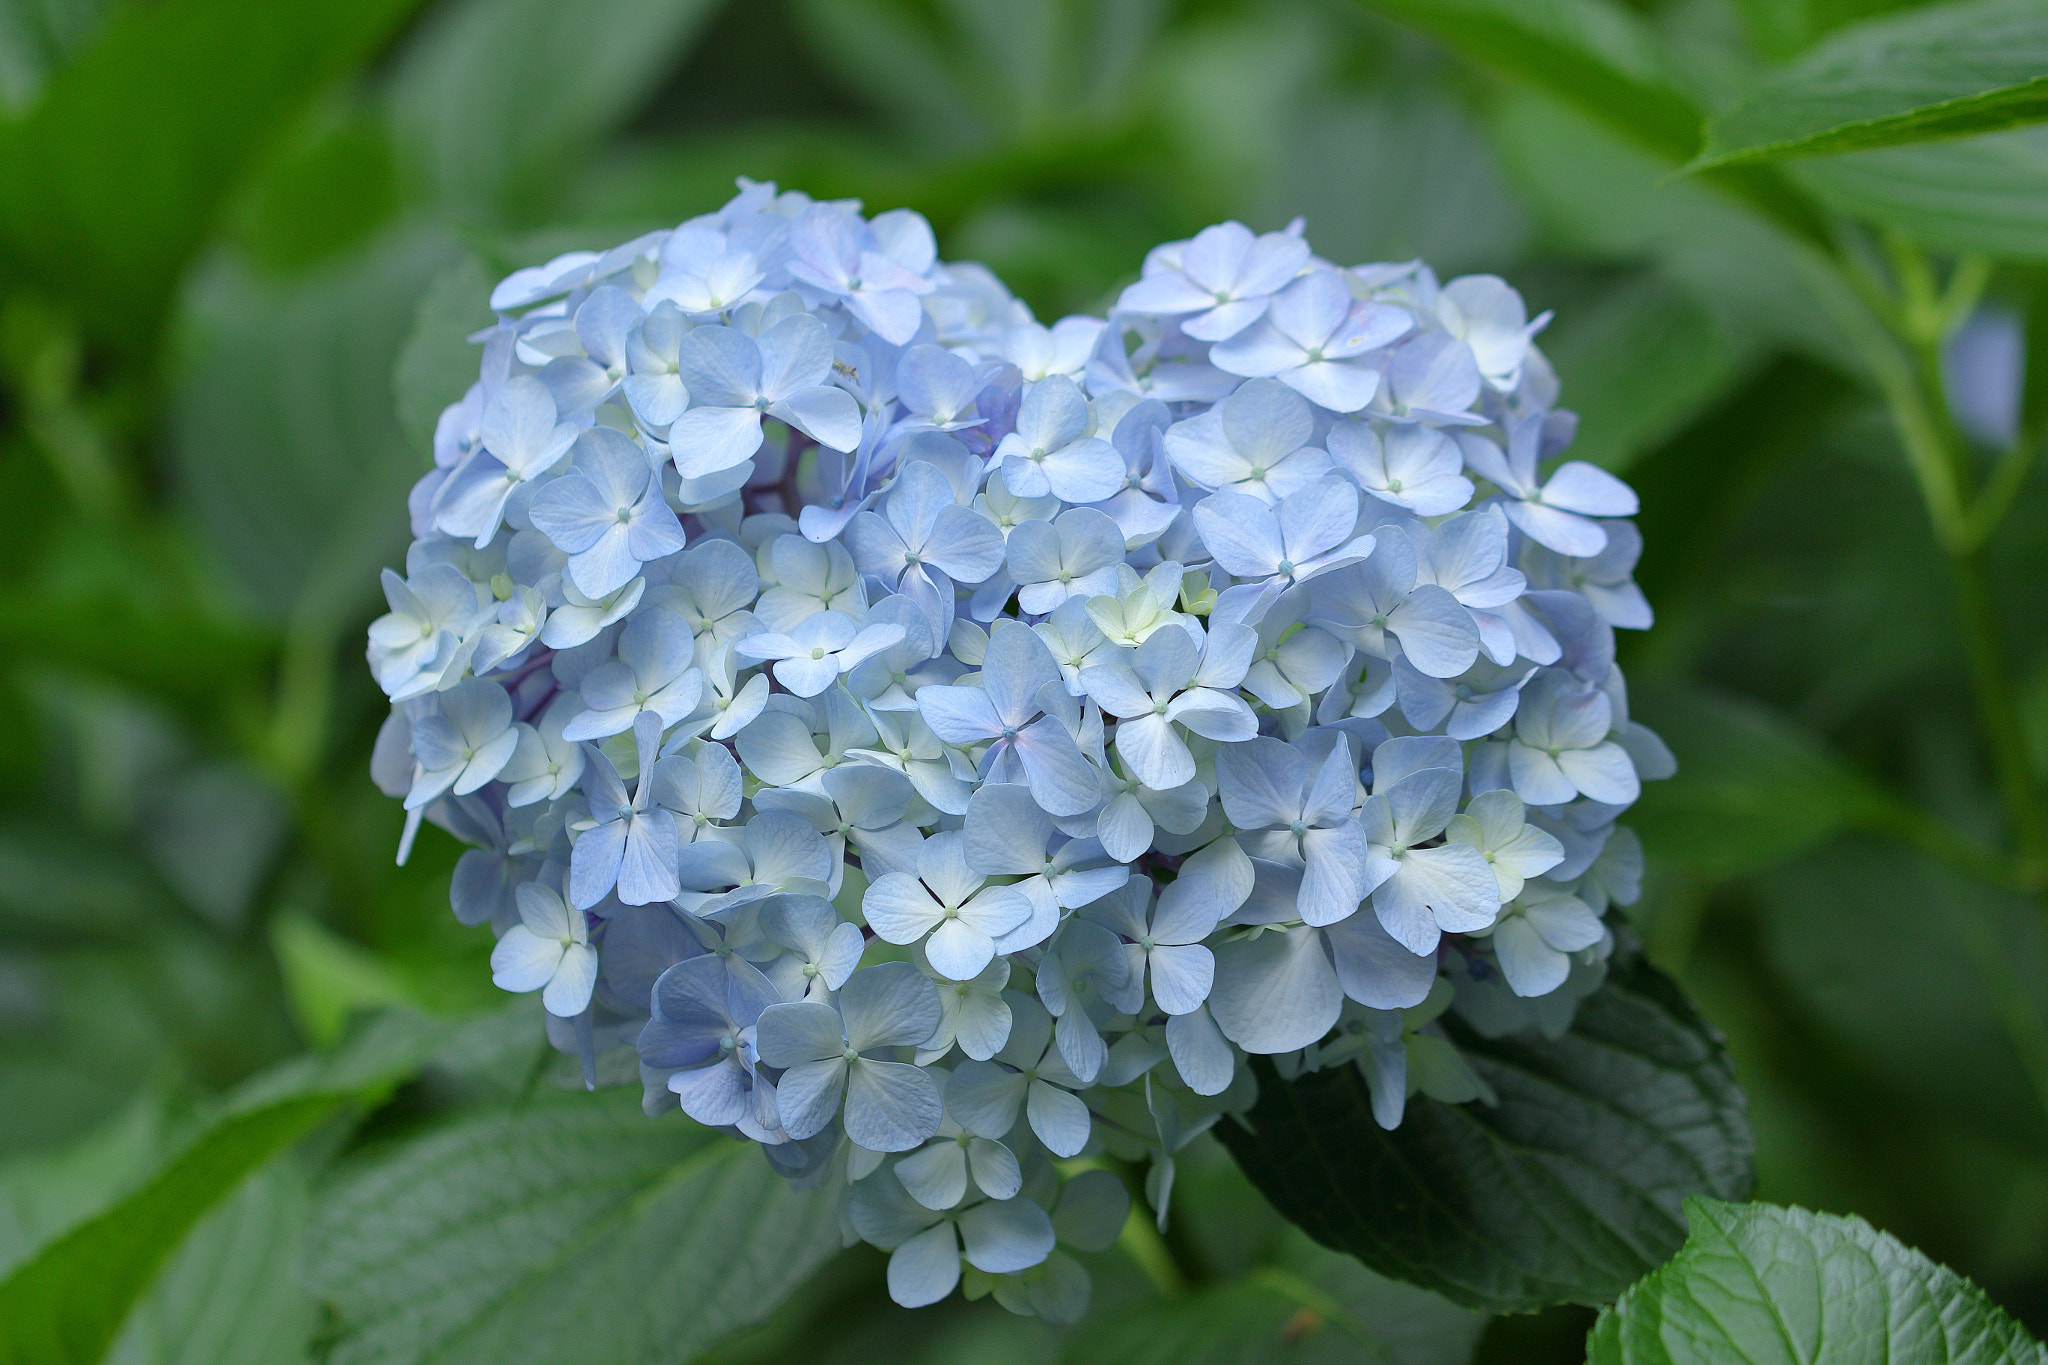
369, 180, 1671, 1320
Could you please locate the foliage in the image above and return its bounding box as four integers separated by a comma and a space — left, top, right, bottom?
1218, 953, 1751, 1313
1590, 1199, 2048, 1363
0, 0, 2045, 1360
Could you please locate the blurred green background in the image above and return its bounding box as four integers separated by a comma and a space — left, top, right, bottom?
2, 0, 2046, 1361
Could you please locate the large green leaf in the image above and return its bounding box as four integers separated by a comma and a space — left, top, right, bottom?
0, 1011, 442, 1365
171, 225, 459, 625
1214, 953, 1752, 1314
1696, 0, 2048, 169
0, 0, 420, 345
306, 1090, 844, 1365
0, 1097, 163, 1282
104, 1158, 314, 1365
1793, 124, 2048, 260
1587, 1199, 2048, 1363
384, 0, 722, 225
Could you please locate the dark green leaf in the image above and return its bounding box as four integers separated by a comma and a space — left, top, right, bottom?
1793, 124, 2048, 260
1626, 688, 1902, 881
0, 828, 173, 934
385, 0, 723, 225
1696, 0, 2048, 169
1587, 1198, 2048, 1363
1215, 953, 1752, 1314
0, 1011, 442, 1365
306, 1090, 844, 1365
0, 0, 422, 346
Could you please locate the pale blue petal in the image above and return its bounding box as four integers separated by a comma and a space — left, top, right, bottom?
887, 1223, 962, 1307
959, 1197, 1056, 1274
1209, 926, 1341, 1053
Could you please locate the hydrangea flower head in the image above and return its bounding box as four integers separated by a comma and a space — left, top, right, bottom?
370, 180, 1669, 1318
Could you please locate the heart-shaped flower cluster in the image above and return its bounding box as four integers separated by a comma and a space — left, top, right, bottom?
369, 179, 1670, 1319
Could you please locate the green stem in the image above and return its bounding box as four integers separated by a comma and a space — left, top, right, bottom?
1837, 240, 2048, 887
1965, 436, 2043, 551
1827, 237, 2048, 1130
1948, 548, 2048, 887
1117, 1203, 1188, 1298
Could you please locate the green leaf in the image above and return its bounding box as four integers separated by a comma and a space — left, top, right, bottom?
171, 225, 460, 625
393, 255, 494, 457
1272, 90, 1532, 278
0, 1096, 163, 1282
1486, 90, 1864, 376
1626, 687, 1902, 881
1066, 1234, 1487, 1365
104, 1158, 315, 1365
1351, 0, 1700, 163
0, 0, 422, 347
271, 910, 423, 1049
0, 1012, 443, 1365
306, 1090, 844, 1365
1351, 0, 1828, 246
1695, 0, 2048, 170
384, 0, 723, 225
1587, 1199, 2048, 1363
1792, 124, 2048, 260
236, 113, 404, 275
1214, 952, 1752, 1314
1538, 272, 1763, 474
